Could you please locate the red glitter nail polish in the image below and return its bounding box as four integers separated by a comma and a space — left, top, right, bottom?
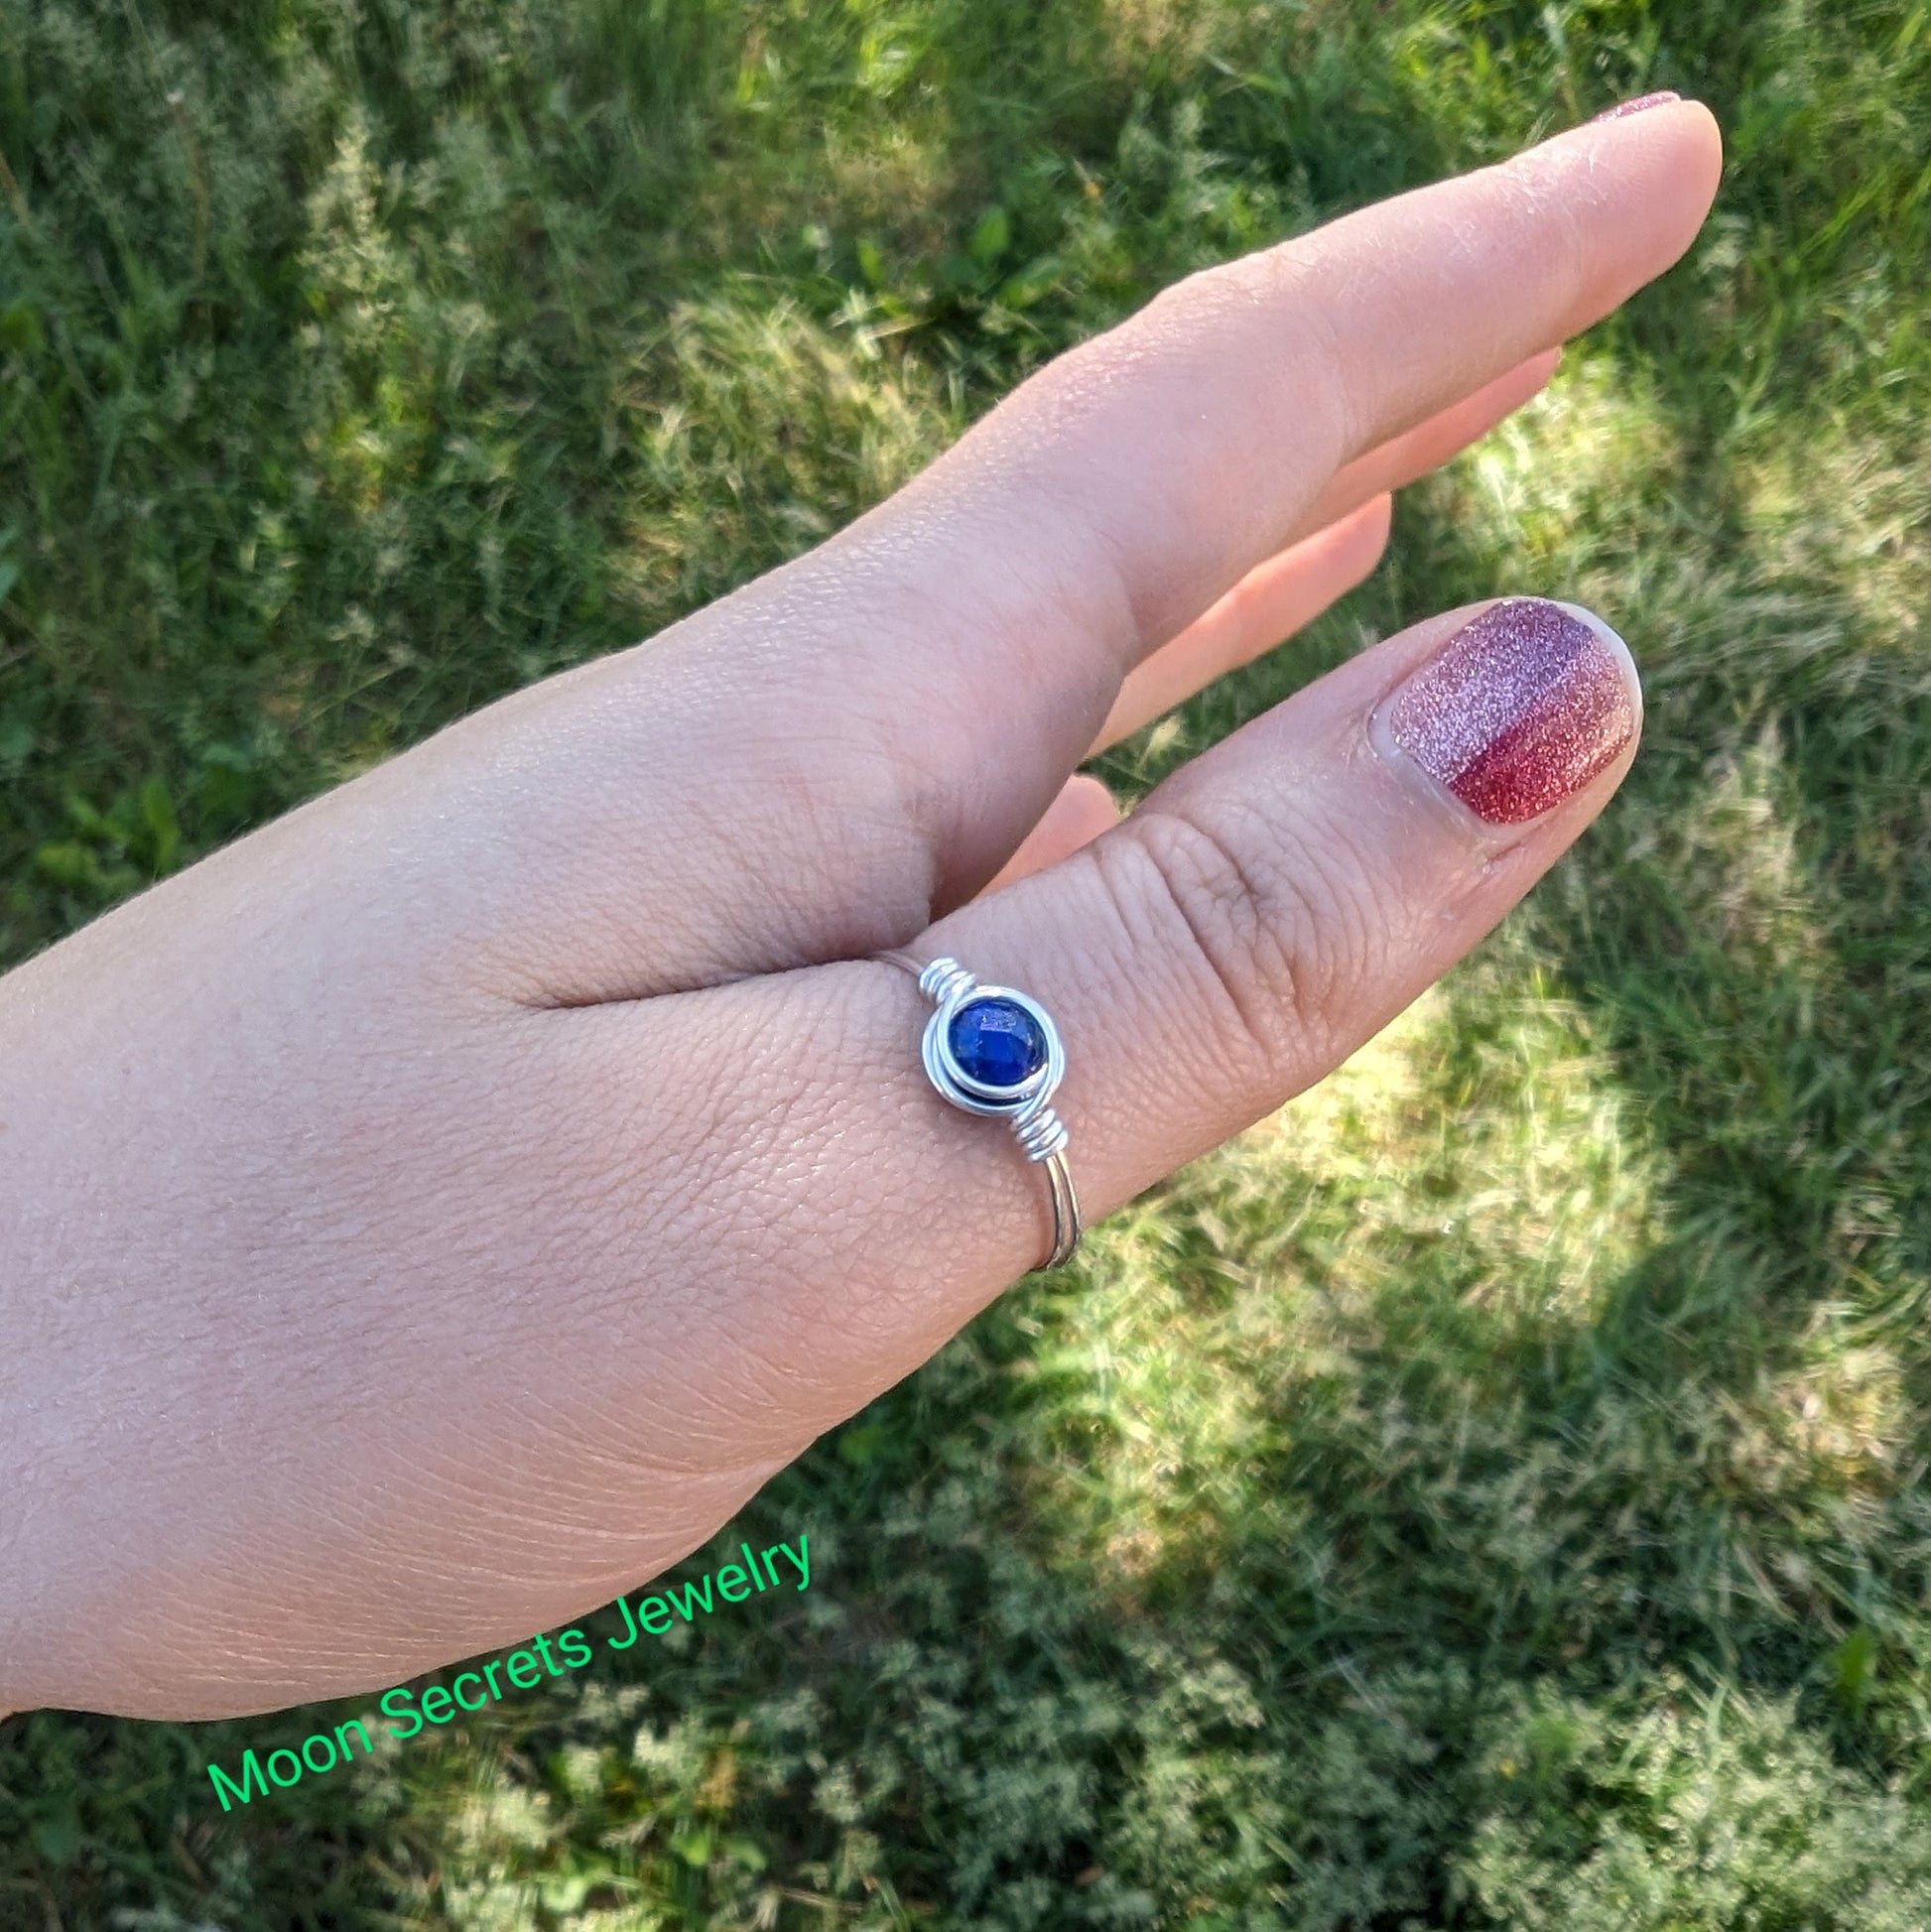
1590, 90, 1680, 122
1381, 598, 1638, 826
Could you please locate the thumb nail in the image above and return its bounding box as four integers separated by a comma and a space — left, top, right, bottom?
1373, 598, 1640, 827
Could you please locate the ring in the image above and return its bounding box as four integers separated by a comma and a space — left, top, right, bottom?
884, 954, 1082, 1271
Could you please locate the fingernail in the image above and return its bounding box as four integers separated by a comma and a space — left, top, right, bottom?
1375, 598, 1639, 827
1590, 90, 1680, 122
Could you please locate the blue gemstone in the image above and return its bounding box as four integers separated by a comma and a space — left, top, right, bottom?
950, 996, 1048, 1091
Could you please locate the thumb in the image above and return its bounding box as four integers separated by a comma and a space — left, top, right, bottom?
482, 592, 1641, 1481
863, 594, 1641, 1277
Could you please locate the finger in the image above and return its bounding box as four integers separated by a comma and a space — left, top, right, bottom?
896, 596, 1645, 1273
981, 773, 1120, 893
927, 110, 1716, 667
524, 594, 1647, 1454
1295, 347, 1561, 537
1093, 494, 1391, 753
395, 107, 1716, 1002
1094, 349, 1558, 753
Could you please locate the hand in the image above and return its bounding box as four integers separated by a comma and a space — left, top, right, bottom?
0, 101, 1721, 1720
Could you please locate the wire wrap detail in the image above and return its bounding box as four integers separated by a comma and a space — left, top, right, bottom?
900, 954, 1082, 1270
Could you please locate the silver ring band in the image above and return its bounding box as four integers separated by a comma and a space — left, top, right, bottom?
883, 953, 1082, 1271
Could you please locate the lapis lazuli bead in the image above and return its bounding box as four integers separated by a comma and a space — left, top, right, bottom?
949, 996, 1047, 1091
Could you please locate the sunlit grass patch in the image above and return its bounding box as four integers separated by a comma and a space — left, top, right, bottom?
1456, 350, 1688, 580
1007, 985, 1668, 1615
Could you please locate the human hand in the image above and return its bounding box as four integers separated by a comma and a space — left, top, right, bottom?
0, 100, 1721, 1720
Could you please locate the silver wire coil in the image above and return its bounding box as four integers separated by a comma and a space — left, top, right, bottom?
890, 952, 1083, 1270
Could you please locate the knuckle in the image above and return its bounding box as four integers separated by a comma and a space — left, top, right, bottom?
1103, 799, 1378, 1082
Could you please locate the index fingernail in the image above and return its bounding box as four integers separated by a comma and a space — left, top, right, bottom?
1591, 91, 1681, 122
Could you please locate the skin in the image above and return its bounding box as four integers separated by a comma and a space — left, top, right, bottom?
0, 104, 1723, 1721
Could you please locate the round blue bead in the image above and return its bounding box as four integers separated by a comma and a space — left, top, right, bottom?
949, 996, 1047, 1091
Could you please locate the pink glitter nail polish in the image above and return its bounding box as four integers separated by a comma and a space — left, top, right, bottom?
1590, 90, 1680, 122
1381, 599, 1638, 826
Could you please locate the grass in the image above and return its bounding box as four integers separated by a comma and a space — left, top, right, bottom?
2, 0, 1930, 1925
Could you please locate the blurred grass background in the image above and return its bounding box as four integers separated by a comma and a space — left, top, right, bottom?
2, 0, 1929, 1926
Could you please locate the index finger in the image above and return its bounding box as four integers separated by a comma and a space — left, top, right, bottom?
436, 105, 1723, 1003
912, 102, 1722, 673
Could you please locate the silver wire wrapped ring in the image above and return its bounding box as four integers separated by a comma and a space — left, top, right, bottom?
883, 953, 1082, 1271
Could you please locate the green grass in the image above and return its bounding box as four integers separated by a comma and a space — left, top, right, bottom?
3, 0, 1930, 1925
